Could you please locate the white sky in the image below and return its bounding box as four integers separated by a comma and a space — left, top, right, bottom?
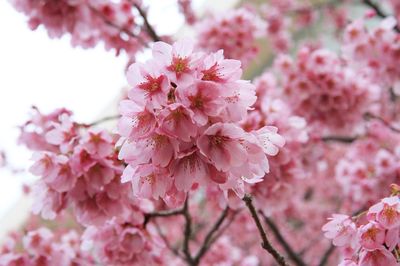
0, 0, 204, 219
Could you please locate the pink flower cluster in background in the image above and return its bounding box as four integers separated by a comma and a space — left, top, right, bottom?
323, 194, 400, 266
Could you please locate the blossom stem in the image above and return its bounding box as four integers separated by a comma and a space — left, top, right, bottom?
133, 3, 161, 42
243, 194, 289, 266
192, 207, 230, 265
362, 0, 400, 32
144, 207, 185, 227
321, 135, 358, 143
182, 196, 195, 265
318, 244, 335, 266
261, 213, 306, 266
364, 113, 400, 133
84, 115, 120, 127
89, 6, 148, 46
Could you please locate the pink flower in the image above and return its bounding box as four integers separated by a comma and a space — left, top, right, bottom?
153, 39, 197, 82
122, 164, 172, 199
197, 123, 247, 172
119, 134, 176, 168
253, 126, 285, 156
126, 61, 170, 108
159, 104, 197, 142
45, 113, 78, 153
358, 248, 399, 266
170, 149, 208, 191
322, 214, 357, 247
358, 222, 385, 250
368, 196, 400, 229
81, 130, 114, 157
180, 81, 225, 125
118, 101, 157, 140
196, 8, 263, 66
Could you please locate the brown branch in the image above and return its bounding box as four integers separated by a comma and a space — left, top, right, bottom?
89, 5, 148, 46
182, 196, 195, 265
192, 207, 230, 265
318, 244, 335, 266
362, 0, 400, 33
144, 207, 185, 227
261, 213, 306, 266
242, 194, 289, 266
364, 113, 400, 133
154, 221, 183, 258
133, 3, 161, 42
209, 209, 240, 245
321, 135, 358, 143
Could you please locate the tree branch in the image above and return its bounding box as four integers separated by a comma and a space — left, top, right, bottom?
154, 221, 183, 258
192, 207, 230, 265
242, 194, 289, 266
83, 115, 120, 127
144, 207, 185, 227
318, 244, 335, 266
362, 0, 400, 32
321, 135, 358, 143
89, 6, 148, 46
261, 213, 307, 266
133, 3, 161, 42
364, 112, 400, 133
182, 197, 195, 265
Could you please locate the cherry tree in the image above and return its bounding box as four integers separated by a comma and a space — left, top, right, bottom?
2, 0, 400, 265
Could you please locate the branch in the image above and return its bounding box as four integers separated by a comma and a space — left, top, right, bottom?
364, 113, 400, 133
83, 115, 120, 127
193, 207, 230, 265
144, 207, 185, 227
362, 0, 400, 32
89, 6, 148, 46
242, 195, 289, 266
154, 221, 183, 258
318, 244, 335, 266
321, 135, 358, 143
133, 3, 161, 42
261, 213, 307, 266
182, 197, 195, 265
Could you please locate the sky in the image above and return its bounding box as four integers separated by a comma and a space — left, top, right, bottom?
0, 0, 205, 219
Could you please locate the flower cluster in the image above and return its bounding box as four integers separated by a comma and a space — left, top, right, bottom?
178, 0, 196, 25
10, 0, 150, 56
276, 46, 378, 133
0, 228, 94, 266
20, 107, 148, 226
82, 218, 164, 265
118, 40, 284, 202
335, 121, 400, 210
342, 18, 400, 96
323, 195, 400, 266
195, 8, 264, 66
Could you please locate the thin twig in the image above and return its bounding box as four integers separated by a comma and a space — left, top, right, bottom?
133, 3, 161, 42
144, 207, 185, 227
362, 0, 400, 32
84, 115, 120, 127
321, 135, 358, 143
154, 221, 183, 258
182, 197, 195, 265
261, 213, 307, 266
243, 194, 289, 266
318, 244, 335, 266
364, 113, 400, 133
89, 5, 148, 46
192, 207, 230, 265
209, 209, 240, 245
